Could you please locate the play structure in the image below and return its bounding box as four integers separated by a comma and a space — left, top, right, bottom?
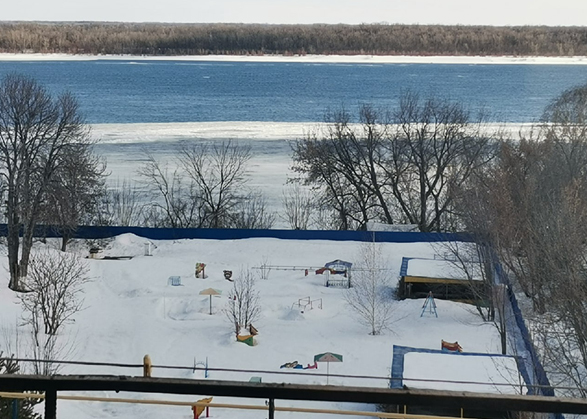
280, 361, 318, 370
199, 288, 222, 315
441, 340, 463, 352
291, 296, 323, 312
191, 397, 213, 419
195, 263, 207, 278
192, 357, 209, 378
420, 291, 438, 317
223, 270, 233, 281
168, 276, 182, 286
315, 260, 352, 288
236, 324, 259, 346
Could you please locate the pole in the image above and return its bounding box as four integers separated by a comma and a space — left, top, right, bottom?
268, 398, 275, 419
209, 296, 212, 315
11, 399, 17, 419
327, 362, 330, 385
44, 389, 57, 419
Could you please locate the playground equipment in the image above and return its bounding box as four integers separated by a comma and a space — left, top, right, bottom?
314, 352, 343, 384
291, 296, 323, 312
195, 263, 207, 278
199, 288, 222, 315
316, 260, 352, 288
223, 270, 233, 281
420, 291, 438, 317
168, 276, 182, 286
191, 397, 213, 419
441, 340, 463, 352
88, 247, 104, 259
280, 361, 318, 370
193, 357, 209, 378
236, 324, 258, 346
237, 334, 254, 346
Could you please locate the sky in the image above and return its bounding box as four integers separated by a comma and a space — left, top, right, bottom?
3, 0, 587, 26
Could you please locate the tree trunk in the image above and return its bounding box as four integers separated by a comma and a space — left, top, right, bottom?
7, 198, 21, 290
7, 222, 20, 290
19, 221, 36, 279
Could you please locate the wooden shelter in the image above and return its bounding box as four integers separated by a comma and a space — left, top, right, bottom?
397, 257, 486, 302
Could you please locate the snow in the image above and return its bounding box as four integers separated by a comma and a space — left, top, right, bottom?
406, 258, 484, 281
1, 53, 587, 66
403, 352, 526, 394
0, 233, 523, 418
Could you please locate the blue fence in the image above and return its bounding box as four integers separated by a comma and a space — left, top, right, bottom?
0, 224, 474, 243
493, 262, 557, 398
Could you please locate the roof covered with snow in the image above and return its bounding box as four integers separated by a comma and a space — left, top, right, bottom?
392, 346, 528, 395
404, 258, 484, 281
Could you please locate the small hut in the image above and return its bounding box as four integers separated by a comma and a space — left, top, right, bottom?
397, 257, 485, 302
316, 259, 352, 288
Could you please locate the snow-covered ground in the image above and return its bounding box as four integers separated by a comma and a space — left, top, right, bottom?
0, 234, 517, 418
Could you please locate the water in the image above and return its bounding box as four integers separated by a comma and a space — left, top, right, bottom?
0, 60, 585, 123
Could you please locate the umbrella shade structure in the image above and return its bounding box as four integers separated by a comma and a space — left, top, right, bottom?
199, 288, 222, 315
314, 352, 343, 384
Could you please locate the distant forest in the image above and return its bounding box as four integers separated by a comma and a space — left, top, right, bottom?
1, 22, 587, 56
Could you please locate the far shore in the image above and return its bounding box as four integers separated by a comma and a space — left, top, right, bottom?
0, 52, 586, 65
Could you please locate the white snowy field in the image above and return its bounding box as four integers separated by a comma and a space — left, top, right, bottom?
1, 53, 587, 65
0, 234, 517, 419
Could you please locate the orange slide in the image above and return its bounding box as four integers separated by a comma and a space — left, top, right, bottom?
192, 397, 213, 419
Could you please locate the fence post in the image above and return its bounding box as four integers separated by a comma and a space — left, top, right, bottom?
268, 398, 275, 419
45, 389, 57, 419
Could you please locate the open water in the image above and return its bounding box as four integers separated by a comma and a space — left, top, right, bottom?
0, 60, 586, 123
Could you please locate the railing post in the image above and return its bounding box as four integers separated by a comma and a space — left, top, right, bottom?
45, 389, 57, 419
268, 398, 275, 419
11, 399, 17, 419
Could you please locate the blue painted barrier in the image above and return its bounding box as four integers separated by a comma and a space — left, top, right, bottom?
0, 224, 474, 243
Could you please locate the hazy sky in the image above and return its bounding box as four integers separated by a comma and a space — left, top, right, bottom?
4, 0, 587, 26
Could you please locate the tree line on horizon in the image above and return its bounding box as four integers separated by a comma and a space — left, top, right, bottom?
0, 22, 587, 56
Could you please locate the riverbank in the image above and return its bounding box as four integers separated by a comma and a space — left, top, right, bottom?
1, 53, 587, 65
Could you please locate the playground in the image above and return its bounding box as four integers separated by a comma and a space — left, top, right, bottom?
0, 233, 514, 419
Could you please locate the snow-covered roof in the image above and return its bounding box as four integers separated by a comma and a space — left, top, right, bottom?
405, 258, 483, 281
402, 352, 526, 395
325, 259, 352, 269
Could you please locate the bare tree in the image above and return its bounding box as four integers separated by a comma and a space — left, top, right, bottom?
100, 179, 145, 226
0, 74, 91, 290
344, 242, 394, 335
454, 84, 587, 397
41, 142, 107, 250
138, 154, 204, 228
139, 142, 257, 229
292, 97, 495, 232
180, 141, 252, 228
281, 182, 315, 229
385, 92, 496, 232
19, 249, 89, 336
229, 190, 275, 229
224, 269, 261, 337
292, 106, 387, 230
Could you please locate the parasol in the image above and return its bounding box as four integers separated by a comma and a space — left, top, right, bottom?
199, 288, 222, 315
314, 352, 343, 384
